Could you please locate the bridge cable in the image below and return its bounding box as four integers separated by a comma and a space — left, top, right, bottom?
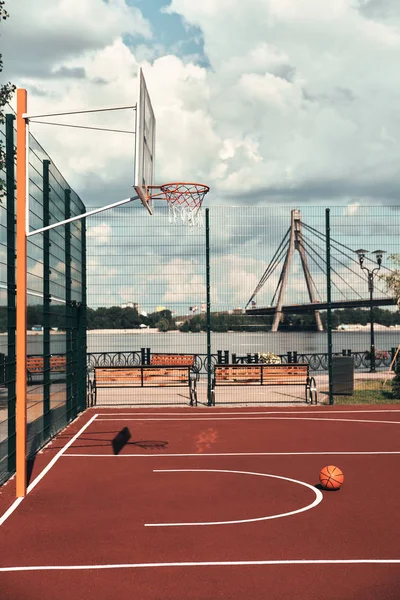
257, 240, 291, 308
294, 238, 324, 302
301, 225, 391, 297
301, 222, 395, 274
299, 237, 352, 300
300, 235, 363, 300
246, 227, 290, 307
301, 233, 366, 297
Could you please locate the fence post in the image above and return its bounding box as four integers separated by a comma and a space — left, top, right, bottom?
43, 160, 51, 438
77, 209, 87, 412
326, 208, 334, 405
65, 188, 74, 422
391, 347, 397, 371
6, 113, 16, 475
206, 208, 212, 406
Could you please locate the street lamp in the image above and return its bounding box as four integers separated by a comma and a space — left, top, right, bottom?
355, 249, 386, 372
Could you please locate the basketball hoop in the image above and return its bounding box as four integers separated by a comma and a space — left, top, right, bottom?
158, 182, 210, 227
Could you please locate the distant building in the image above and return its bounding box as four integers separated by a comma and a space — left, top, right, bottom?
120, 302, 141, 313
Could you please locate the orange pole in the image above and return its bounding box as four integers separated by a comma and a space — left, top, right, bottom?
16, 89, 28, 497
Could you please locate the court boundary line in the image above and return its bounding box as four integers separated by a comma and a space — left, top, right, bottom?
62, 450, 400, 457
95, 416, 400, 425
1, 559, 400, 572
145, 468, 323, 526
93, 409, 400, 415
0, 413, 99, 527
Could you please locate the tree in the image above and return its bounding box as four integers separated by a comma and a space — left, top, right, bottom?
380, 254, 400, 307
392, 361, 400, 399
0, 1, 15, 198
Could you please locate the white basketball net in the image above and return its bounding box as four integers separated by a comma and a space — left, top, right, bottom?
160, 182, 209, 228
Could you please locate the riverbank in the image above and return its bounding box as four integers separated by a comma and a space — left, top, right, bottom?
336, 324, 400, 331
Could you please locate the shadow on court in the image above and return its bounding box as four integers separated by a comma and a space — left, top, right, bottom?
314, 483, 341, 492
111, 427, 168, 454
27, 456, 36, 486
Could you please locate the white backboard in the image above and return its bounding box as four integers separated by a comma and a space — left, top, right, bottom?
134, 69, 156, 215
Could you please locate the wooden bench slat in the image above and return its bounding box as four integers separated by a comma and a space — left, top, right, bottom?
27, 356, 67, 380
150, 354, 194, 367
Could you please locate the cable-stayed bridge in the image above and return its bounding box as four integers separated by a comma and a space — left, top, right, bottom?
245, 209, 396, 330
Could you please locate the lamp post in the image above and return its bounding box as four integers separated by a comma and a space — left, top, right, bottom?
355, 249, 386, 373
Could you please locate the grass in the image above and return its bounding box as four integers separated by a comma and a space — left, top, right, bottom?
328, 380, 399, 405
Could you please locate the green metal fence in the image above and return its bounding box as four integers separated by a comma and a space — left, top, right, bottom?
2, 116, 399, 485
0, 111, 87, 486
86, 204, 400, 407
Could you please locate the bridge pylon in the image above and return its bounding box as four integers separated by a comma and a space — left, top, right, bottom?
271, 209, 323, 332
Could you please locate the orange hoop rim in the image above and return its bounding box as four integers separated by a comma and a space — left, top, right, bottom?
146, 182, 210, 203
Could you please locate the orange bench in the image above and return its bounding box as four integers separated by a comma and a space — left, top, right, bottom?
150, 353, 195, 368
211, 363, 317, 405
27, 355, 67, 384
91, 363, 197, 406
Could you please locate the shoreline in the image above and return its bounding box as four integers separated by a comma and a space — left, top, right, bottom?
336, 324, 400, 331
0, 325, 398, 336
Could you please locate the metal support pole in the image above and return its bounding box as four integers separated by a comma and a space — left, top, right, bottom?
325, 209, 334, 405
16, 89, 28, 497
206, 208, 212, 406
6, 114, 16, 474
77, 210, 87, 412
64, 189, 74, 422
43, 160, 51, 439
27, 195, 140, 237
369, 273, 376, 373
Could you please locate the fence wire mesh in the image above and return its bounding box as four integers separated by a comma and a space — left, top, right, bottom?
2, 114, 400, 485
85, 204, 400, 407
86, 204, 206, 406
0, 111, 87, 486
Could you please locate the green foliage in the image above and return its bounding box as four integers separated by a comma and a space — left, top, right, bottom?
391, 361, 400, 399
86, 306, 176, 331
380, 254, 400, 308
0, 1, 16, 198
0, 303, 397, 334
324, 308, 400, 328
157, 318, 170, 332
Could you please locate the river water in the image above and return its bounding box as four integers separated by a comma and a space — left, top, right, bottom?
13, 329, 400, 357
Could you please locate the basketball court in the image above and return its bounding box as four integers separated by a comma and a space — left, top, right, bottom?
1, 405, 400, 599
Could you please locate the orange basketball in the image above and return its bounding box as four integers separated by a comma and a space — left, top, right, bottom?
319, 465, 344, 490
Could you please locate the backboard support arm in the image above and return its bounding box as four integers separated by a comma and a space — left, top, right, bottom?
26, 195, 141, 237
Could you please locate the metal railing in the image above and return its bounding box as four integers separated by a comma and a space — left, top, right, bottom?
85, 347, 398, 379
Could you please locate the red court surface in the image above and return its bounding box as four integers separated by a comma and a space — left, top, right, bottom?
1, 405, 400, 599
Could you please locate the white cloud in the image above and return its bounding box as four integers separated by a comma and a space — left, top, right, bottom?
87, 223, 112, 245
3, 0, 151, 76
5, 0, 400, 226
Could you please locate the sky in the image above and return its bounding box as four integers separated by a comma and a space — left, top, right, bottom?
3, 0, 400, 311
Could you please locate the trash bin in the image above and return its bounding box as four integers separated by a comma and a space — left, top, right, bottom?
332, 356, 354, 395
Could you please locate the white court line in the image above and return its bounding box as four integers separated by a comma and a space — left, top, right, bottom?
62, 450, 400, 457
94, 409, 400, 416
1, 559, 400, 572
145, 469, 323, 527
0, 413, 99, 527
96, 416, 400, 425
